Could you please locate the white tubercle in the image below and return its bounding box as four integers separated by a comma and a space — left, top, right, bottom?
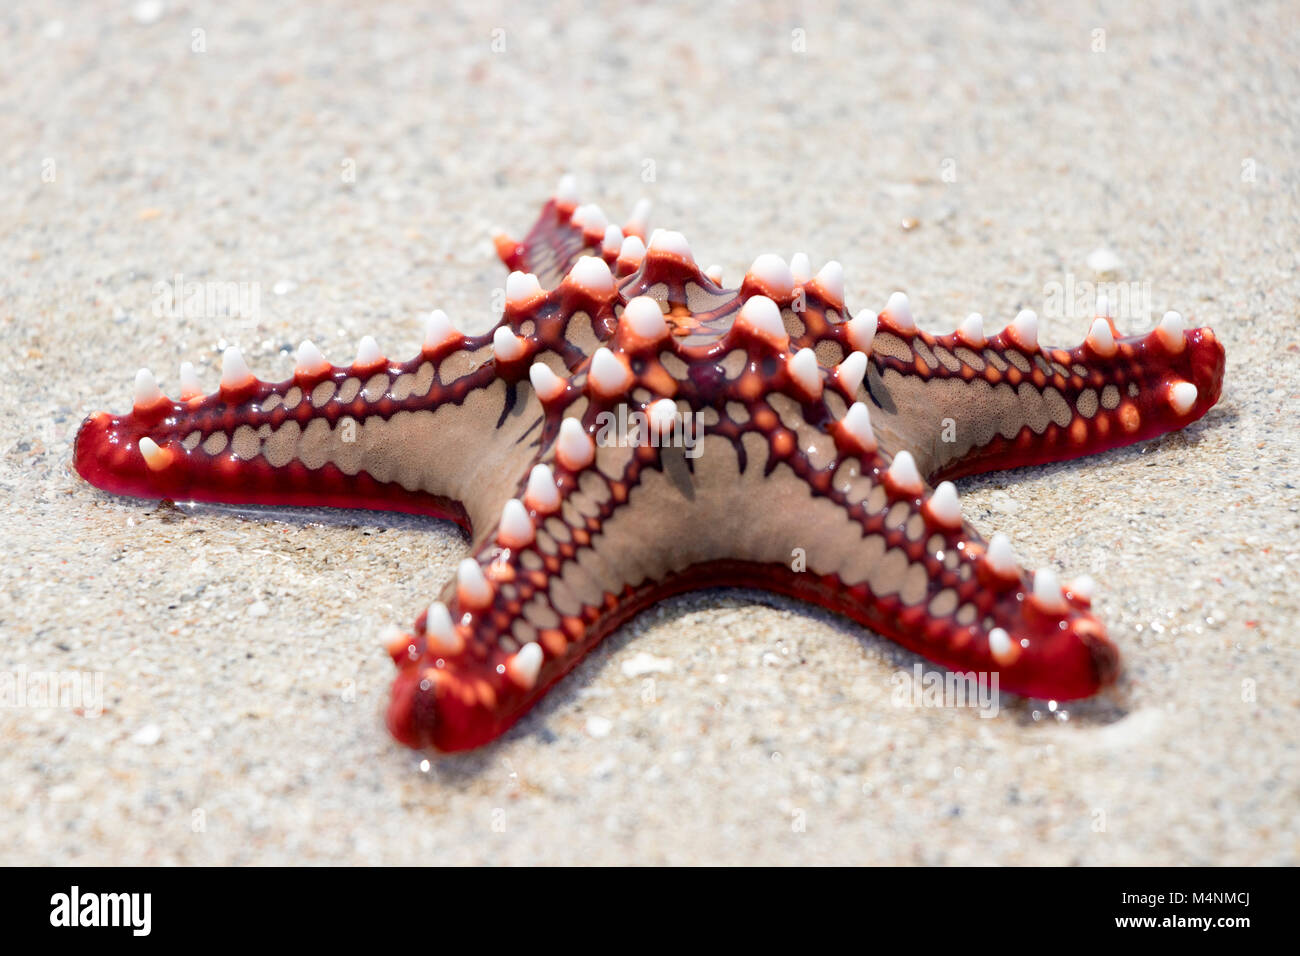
841, 402, 877, 452
1010, 309, 1039, 350
1169, 381, 1198, 415
883, 292, 915, 331
648, 398, 678, 436
554, 174, 578, 206
568, 255, 615, 296
790, 252, 812, 285
424, 309, 457, 350
1032, 568, 1067, 612
505, 270, 543, 306
987, 627, 1016, 665
497, 498, 534, 548
589, 347, 632, 396
622, 296, 668, 341
1096, 293, 1111, 318
220, 346, 253, 389
601, 224, 624, 256
647, 229, 692, 261
618, 235, 646, 265
295, 339, 329, 376
985, 532, 1018, 577
571, 203, 608, 235
506, 641, 544, 689
887, 449, 923, 494
1086, 317, 1116, 356
425, 601, 463, 654
928, 481, 962, 528
736, 295, 788, 345
626, 198, 652, 235
134, 368, 163, 408
746, 254, 794, 298
1156, 310, 1186, 352
525, 463, 561, 513
704, 264, 724, 285
556, 417, 595, 470
138, 436, 168, 470
355, 335, 382, 367
958, 313, 986, 348
787, 348, 822, 398
179, 361, 201, 400
813, 260, 845, 304
456, 559, 493, 610
493, 326, 528, 363
528, 362, 567, 401
1069, 575, 1096, 602
626, 197, 650, 234
846, 311, 878, 353
837, 350, 868, 396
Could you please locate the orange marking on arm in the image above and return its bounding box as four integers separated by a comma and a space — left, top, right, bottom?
1119, 402, 1141, 433
540, 629, 567, 656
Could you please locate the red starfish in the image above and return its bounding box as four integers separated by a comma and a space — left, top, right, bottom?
74, 177, 1225, 751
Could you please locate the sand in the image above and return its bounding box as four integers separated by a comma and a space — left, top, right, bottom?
1, 0, 1297, 864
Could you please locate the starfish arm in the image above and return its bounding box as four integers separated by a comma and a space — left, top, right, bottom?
72, 243, 636, 526
778, 442, 1118, 702
72, 323, 543, 527
495, 178, 651, 287
928, 315, 1225, 481
384, 446, 644, 752
836, 303, 1225, 481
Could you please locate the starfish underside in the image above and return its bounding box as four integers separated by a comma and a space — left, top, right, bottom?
74, 178, 1225, 751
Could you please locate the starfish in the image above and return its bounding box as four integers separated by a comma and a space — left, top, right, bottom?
74, 177, 1225, 752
